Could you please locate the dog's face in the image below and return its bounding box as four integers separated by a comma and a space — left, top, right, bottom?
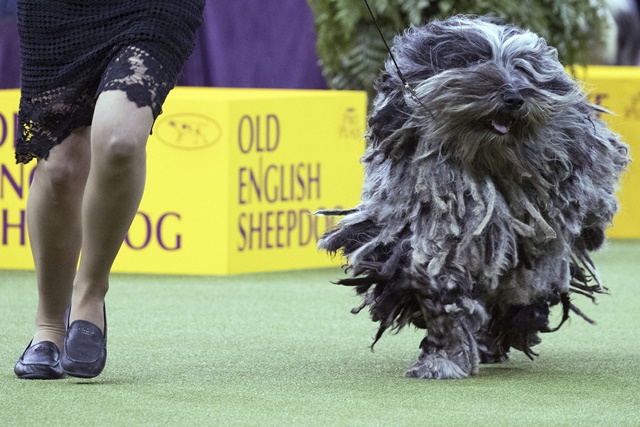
372, 16, 585, 178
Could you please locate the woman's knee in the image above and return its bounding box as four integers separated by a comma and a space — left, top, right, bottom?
91, 90, 153, 165
94, 130, 148, 164
35, 132, 90, 193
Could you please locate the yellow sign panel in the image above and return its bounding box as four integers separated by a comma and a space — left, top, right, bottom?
0, 69, 638, 275
0, 88, 367, 274
572, 67, 640, 238
0, 91, 35, 271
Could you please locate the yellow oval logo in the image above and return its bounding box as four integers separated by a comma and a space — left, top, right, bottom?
155, 113, 222, 150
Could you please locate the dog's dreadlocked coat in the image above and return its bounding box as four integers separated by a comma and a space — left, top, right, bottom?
318, 16, 630, 379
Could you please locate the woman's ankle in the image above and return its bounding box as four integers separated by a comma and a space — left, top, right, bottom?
32, 326, 66, 350
69, 291, 107, 332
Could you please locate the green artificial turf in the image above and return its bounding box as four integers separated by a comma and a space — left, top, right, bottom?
1, 240, 639, 426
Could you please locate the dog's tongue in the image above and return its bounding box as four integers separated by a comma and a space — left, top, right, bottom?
491, 120, 510, 134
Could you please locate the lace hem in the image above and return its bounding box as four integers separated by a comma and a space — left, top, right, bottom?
16, 46, 172, 164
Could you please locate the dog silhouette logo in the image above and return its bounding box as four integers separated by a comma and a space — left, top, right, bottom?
155, 113, 222, 150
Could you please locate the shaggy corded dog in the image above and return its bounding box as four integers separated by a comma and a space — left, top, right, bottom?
318, 16, 630, 379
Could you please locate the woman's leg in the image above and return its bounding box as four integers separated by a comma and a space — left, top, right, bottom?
28, 128, 91, 349
69, 90, 154, 329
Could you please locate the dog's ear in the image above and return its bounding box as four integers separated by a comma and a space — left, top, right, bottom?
366, 70, 419, 161
366, 106, 419, 162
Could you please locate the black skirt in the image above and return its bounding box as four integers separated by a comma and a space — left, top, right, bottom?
15, 0, 205, 164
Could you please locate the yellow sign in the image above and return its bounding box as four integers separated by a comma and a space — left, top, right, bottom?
1, 68, 638, 275
0, 88, 367, 274
0, 92, 35, 270
573, 66, 640, 238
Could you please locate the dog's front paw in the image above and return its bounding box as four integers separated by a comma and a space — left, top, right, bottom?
405, 351, 470, 380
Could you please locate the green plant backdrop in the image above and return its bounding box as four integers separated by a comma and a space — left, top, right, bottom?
307, 0, 611, 101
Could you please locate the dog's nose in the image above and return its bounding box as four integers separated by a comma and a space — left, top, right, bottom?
503, 91, 524, 110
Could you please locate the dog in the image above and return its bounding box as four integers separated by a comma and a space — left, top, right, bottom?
317, 15, 630, 379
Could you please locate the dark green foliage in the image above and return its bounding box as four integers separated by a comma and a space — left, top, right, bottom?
307, 0, 610, 100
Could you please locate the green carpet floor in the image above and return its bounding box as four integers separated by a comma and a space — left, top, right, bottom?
1, 240, 639, 426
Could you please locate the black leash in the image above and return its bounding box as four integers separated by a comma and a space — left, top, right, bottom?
362, 0, 407, 85
362, 0, 435, 118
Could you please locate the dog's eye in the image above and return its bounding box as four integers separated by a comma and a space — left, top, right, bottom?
423, 33, 493, 72
510, 62, 571, 97
433, 51, 488, 72
540, 78, 575, 96
513, 62, 537, 80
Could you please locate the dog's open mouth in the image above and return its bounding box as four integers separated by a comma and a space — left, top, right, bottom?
490, 118, 512, 134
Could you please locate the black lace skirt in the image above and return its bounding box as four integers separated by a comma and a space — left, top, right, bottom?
15, 0, 205, 164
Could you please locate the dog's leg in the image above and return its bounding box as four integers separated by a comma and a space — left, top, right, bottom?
406, 313, 481, 379
484, 257, 570, 359
475, 325, 510, 364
